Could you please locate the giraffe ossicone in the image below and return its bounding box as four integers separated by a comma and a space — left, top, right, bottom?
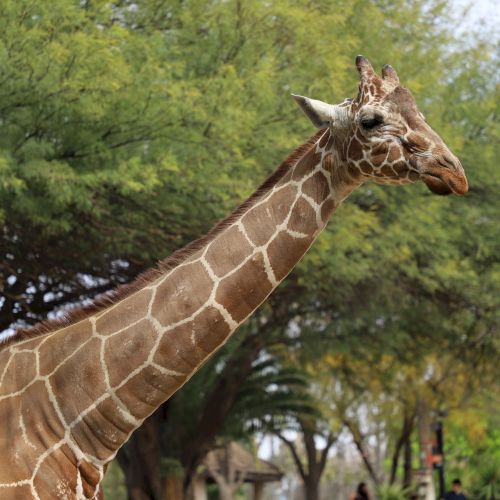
0, 56, 468, 499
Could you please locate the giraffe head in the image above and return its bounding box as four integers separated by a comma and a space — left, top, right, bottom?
293, 56, 468, 195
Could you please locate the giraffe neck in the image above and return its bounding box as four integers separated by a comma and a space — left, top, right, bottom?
0, 130, 360, 497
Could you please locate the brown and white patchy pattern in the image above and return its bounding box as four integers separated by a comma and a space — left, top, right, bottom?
0, 56, 468, 499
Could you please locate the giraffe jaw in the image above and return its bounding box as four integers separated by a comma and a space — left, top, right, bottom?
420, 173, 454, 196
420, 172, 468, 196
409, 155, 468, 196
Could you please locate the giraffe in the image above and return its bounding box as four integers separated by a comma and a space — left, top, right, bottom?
0, 56, 467, 499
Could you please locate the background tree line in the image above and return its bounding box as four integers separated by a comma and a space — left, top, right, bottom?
0, 0, 498, 498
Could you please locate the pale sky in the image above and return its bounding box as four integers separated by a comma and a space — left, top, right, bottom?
452, 0, 500, 36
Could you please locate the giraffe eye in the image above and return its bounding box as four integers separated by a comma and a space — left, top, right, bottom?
361, 116, 383, 129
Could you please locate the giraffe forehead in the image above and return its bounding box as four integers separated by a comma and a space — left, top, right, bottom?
383, 87, 422, 126
352, 87, 424, 133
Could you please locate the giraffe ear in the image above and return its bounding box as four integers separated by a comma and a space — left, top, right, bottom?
292, 94, 334, 129
356, 55, 376, 81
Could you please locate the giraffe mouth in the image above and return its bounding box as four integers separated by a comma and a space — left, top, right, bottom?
421, 171, 468, 196
421, 173, 454, 196
410, 155, 468, 196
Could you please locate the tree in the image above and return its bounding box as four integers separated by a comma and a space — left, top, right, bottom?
0, 1, 498, 498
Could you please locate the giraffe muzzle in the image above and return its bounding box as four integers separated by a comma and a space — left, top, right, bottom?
414, 155, 468, 196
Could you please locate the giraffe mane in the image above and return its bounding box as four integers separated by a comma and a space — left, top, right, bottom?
3, 129, 325, 347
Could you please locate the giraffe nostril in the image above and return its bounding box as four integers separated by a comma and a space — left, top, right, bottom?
438, 155, 457, 170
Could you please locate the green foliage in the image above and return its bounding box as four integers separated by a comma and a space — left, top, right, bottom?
0, 0, 498, 496
375, 484, 411, 500
100, 460, 126, 500
445, 407, 500, 498
160, 457, 184, 479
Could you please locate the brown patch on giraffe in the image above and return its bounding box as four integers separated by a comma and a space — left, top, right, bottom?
78, 459, 102, 498
318, 130, 330, 148
17, 380, 66, 452
267, 231, 314, 282
359, 160, 372, 175
154, 321, 206, 374
392, 160, 408, 174
372, 142, 389, 157
0, 485, 32, 497
5, 131, 324, 347
71, 398, 133, 461
321, 199, 335, 222
337, 167, 356, 185
33, 443, 77, 498
347, 162, 362, 181
151, 262, 213, 327
96, 289, 153, 337
154, 307, 230, 373
302, 172, 331, 205
49, 337, 107, 424
380, 164, 394, 177
322, 153, 335, 176
292, 148, 322, 180
105, 318, 159, 388
115, 365, 186, 420
386, 87, 420, 127
0, 398, 31, 481
0, 384, 69, 485
4, 336, 41, 352
387, 145, 401, 162
371, 151, 388, 167
192, 306, 232, 355
406, 132, 428, 151
93, 396, 136, 436
241, 185, 297, 246
326, 134, 335, 151
356, 129, 366, 142
409, 171, 420, 181
288, 197, 318, 234
39, 319, 93, 376
215, 252, 272, 323
277, 166, 293, 185
0, 350, 36, 395
348, 139, 363, 161
205, 224, 255, 277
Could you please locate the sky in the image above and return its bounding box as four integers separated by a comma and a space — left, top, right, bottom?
452, 0, 500, 36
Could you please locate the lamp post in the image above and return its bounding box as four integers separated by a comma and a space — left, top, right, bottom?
432, 410, 447, 499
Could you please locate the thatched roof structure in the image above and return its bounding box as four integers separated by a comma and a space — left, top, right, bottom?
202, 442, 283, 483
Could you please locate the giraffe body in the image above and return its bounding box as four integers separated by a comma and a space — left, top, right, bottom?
0, 57, 467, 498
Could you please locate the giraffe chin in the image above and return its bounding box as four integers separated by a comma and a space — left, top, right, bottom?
421, 174, 454, 196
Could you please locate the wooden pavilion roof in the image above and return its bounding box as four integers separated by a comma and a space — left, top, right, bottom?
202, 442, 283, 483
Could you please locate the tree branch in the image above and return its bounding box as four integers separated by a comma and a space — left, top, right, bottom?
275, 432, 306, 481
344, 419, 380, 484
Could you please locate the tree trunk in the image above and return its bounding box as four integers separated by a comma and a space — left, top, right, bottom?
303, 426, 321, 500
164, 476, 184, 500
217, 484, 234, 500
181, 332, 265, 489
416, 398, 435, 500
278, 423, 337, 500
389, 427, 404, 485
117, 409, 164, 500
304, 477, 320, 500
403, 428, 413, 490
344, 420, 379, 485
389, 409, 414, 486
